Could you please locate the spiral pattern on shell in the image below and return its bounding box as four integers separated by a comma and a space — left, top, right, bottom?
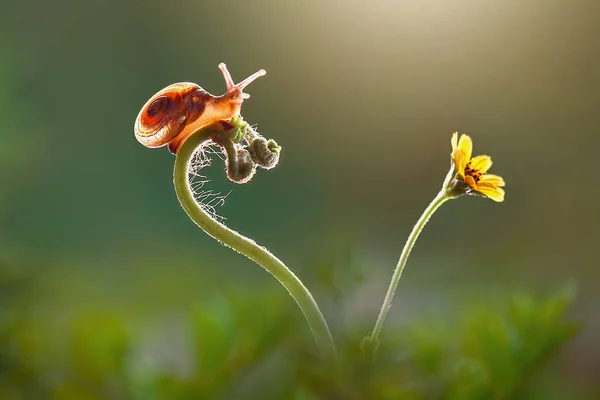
134, 83, 208, 149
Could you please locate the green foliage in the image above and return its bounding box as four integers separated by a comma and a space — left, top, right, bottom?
0, 260, 582, 400
296, 286, 579, 400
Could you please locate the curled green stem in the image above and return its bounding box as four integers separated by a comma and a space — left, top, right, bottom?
364, 189, 450, 359
173, 125, 336, 356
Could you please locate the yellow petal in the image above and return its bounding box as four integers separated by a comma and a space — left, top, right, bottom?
464, 175, 477, 189
453, 152, 466, 177
450, 133, 463, 172
476, 185, 505, 202
479, 174, 505, 187
470, 155, 493, 173
457, 134, 472, 162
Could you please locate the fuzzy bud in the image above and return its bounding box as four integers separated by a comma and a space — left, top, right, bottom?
248, 137, 281, 170
226, 145, 257, 184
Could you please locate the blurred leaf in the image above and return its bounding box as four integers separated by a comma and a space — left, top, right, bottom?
0, 260, 581, 400
69, 312, 130, 372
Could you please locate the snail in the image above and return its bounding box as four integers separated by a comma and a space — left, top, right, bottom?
134, 63, 266, 154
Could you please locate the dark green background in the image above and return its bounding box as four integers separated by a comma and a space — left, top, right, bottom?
1, 0, 598, 398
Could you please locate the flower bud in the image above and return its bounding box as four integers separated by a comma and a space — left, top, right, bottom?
226, 146, 257, 184
248, 137, 281, 170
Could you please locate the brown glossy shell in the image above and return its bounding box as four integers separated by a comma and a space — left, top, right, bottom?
134, 83, 210, 152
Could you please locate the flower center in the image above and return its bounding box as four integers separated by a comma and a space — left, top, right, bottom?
464, 161, 483, 182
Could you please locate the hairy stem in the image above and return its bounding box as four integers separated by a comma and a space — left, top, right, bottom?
173, 127, 336, 356
365, 189, 450, 358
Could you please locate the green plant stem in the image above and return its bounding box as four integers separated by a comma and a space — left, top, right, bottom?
366, 189, 450, 355
173, 128, 336, 356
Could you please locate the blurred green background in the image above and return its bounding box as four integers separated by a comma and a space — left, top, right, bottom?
1, 0, 598, 399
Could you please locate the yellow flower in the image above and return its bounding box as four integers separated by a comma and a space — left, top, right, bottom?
450, 132, 505, 202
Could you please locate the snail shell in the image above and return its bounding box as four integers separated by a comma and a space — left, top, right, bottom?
134, 83, 211, 153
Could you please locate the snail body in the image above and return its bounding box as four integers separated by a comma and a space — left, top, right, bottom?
134, 63, 266, 154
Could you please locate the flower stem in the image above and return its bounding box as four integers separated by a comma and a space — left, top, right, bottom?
173, 128, 336, 356
364, 189, 450, 358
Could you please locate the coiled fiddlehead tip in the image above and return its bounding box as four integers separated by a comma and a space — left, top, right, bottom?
227, 145, 257, 184
248, 137, 281, 170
